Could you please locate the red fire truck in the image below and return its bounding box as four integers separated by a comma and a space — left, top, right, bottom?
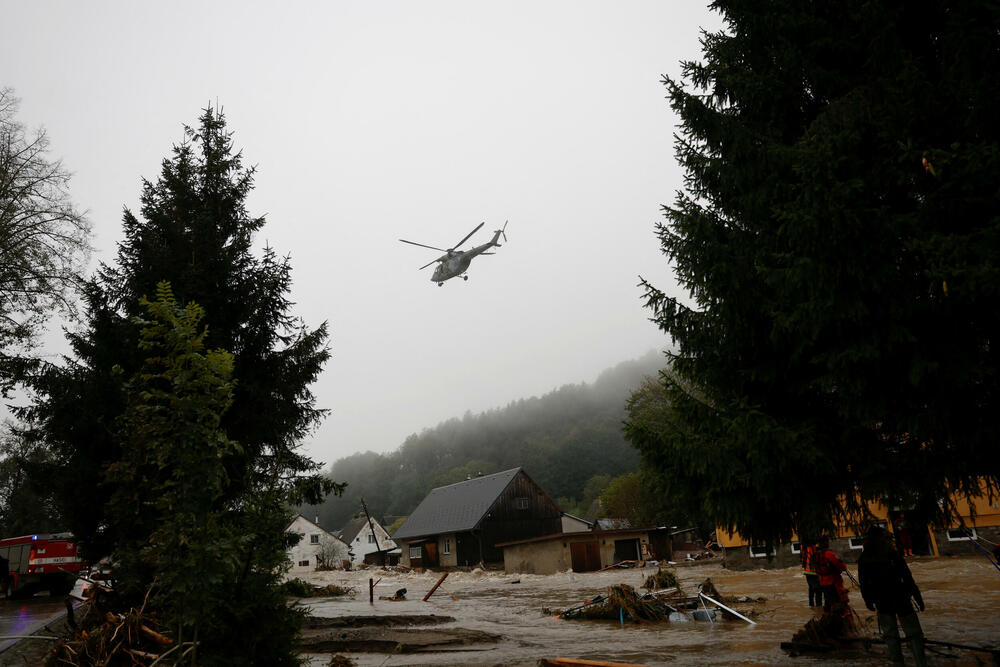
0, 532, 85, 598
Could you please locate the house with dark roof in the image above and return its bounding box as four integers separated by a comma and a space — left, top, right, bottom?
393, 467, 563, 568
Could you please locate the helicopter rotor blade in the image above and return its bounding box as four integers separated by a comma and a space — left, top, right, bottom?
499, 220, 508, 243
419, 255, 447, 270
400, 238, 447, 252
451, 222, 485, 251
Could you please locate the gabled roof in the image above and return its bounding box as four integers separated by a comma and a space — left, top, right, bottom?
337, 516, 373, 542
286, 514, 346, 544
393, 467, 523, 540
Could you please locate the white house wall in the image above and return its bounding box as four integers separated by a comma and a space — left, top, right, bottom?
347, 520, 397, 566
287, 516, 349, 573
561, 515, 592, 533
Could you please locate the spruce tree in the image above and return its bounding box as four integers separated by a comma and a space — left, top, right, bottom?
26, 108, 340, 663
107, 283, 241, 657
626, 1, 1000, 544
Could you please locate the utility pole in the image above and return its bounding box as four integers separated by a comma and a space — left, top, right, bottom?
360, 497, 384, 566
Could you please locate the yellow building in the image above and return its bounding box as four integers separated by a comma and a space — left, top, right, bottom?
718, 483, 1000, 569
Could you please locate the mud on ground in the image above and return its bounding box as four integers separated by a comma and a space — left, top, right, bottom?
298, 614, 502, 654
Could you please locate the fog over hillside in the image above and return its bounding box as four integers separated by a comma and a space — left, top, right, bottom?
304, 350, 665, 531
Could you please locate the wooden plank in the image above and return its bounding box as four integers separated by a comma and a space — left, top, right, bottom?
423, 572, 449, 601
543, 658, 652, 667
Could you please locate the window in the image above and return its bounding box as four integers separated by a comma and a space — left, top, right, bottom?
298, 560, 310, 567
749, 545, 774, 558
515, 497, 529, 510
310, 534, 319, 544
408, 546, 422, 560
947, 528, 977, 541
367, 533, 375, 544
790, 542, 801, 555
442, 538, 452, 555
848, 537, 865, 550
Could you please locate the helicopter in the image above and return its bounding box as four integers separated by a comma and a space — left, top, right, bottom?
400, 221, 508, 286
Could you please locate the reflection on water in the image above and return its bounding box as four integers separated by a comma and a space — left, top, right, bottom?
300, 556, 1000, 666
0, 597, 72, 655
0, 578, 87, 655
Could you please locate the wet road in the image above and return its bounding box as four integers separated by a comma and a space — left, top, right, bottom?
298, 556, 1000, 666
0, 580, 86, 656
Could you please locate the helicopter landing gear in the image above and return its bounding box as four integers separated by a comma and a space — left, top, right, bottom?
462, 275, 469, 281
437, 282, 444, 287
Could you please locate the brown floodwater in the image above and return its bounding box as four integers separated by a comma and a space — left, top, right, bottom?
300, 556, 1000, 666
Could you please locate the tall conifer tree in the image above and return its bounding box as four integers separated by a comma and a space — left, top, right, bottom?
626, 2, 1000, 544
27, 108, 339, 663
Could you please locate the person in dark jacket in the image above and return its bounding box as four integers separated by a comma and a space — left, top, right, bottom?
858, 525, 927, 666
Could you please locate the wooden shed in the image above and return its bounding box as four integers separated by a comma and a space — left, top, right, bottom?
393, 467, 563, 568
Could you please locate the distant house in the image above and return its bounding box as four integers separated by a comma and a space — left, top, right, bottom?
337, 516, 397, 567
393, 467, 563, 568
498, 526, 674, 575
286, 515, 350, 573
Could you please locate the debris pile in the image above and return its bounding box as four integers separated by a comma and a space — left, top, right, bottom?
43, 592, 181, 666
310, 583, 356, 598
782, 611, 862, 655
281, 577, 355, 598
641, 567, 679, 591
558, 584, 668, 623
556, 577, 764, 626
378, 587, 407, 601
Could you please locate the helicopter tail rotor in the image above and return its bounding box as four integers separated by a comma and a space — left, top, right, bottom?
491, 220, 508, 246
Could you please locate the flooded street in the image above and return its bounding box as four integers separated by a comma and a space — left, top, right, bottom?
0, 580, 85, 657
0, 597, 71, 655
299, 556, 1000, 666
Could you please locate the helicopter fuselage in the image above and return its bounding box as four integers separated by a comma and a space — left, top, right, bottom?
430, 232, 502, 284
400, 221, 507, 285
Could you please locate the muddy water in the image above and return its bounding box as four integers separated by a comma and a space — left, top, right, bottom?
300, 556, 1000, 666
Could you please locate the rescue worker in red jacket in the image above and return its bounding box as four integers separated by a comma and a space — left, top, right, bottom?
799, 536, 822, 607
812, 535, 850, 616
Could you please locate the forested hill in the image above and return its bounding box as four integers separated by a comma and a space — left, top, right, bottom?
304, 350, 664, 532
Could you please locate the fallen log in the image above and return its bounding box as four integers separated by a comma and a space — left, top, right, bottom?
140, 623, 174, 646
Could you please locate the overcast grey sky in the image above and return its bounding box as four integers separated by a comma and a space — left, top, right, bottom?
3, 1, 720, 468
